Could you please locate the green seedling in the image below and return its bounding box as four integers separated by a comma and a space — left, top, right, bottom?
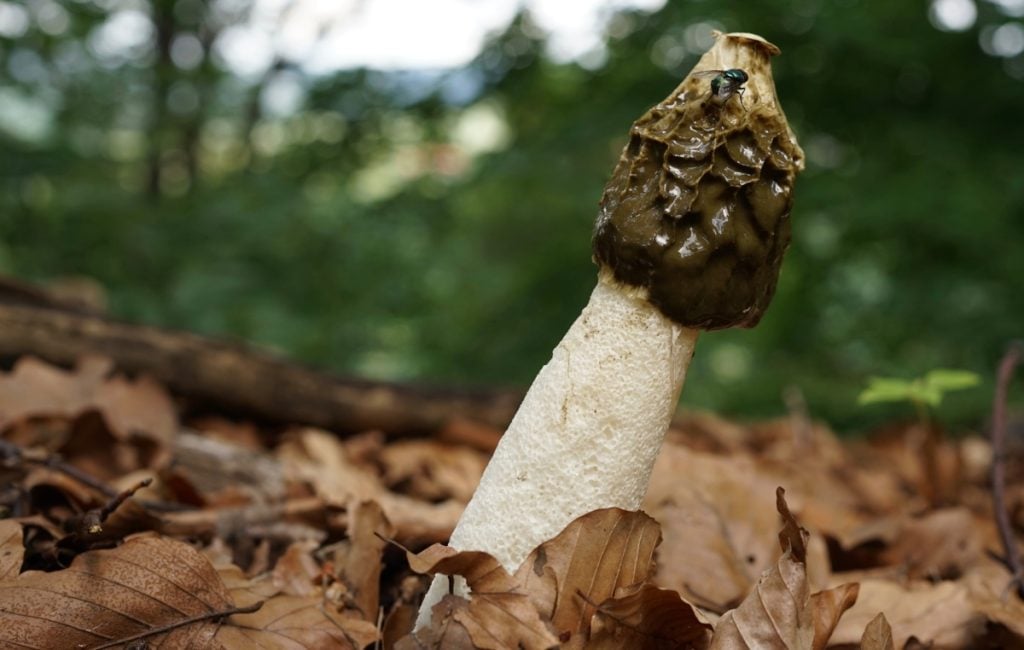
858, 369, 981, 422
859, 369, 981, 505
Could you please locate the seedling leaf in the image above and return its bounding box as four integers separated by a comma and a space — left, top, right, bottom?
923, 369, 981, 394
857, 378, 915, 405
858, 369, 980, 409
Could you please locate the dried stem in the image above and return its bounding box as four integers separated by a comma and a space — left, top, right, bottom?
0, 437, 187, 512
90, 600, 264, 649
44, 453, 120, 498
991, 341, 1023, 599
76, 478, 154, 537
783, 385, 813, 454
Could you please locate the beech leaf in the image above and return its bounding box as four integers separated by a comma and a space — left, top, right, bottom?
588, 583, 712, 649
810, 582, 860, 649
334, 499, 394, 619
514, 508, 662, 647
709, 488, 858, 650
217, 563, 381, 649
860, 613, 896, 650
403, 544, 560, 650
827, 578, 976, 647
0, 533, 235, 648
0, 355, 177, 444
0, 520, 23, 580
0, 533, 378, 649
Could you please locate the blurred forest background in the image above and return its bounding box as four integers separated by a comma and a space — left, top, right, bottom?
1, 0, 1022, 431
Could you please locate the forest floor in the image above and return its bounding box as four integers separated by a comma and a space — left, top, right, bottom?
1, 353, 1023, 649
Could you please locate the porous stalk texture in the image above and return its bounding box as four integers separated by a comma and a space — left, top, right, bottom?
415, 273, 697, 628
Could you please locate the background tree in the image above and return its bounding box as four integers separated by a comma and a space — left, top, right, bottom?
1, 0, 1021, 429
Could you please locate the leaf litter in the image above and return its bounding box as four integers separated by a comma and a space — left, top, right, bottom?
0, 355, 1022, 648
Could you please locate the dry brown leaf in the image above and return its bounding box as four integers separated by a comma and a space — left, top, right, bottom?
378, 439, 487, 503
21, 467, 162, 547
219, 590, 380, 649
650, 496, 754, 611
512, 508, 661, 647
709, 488, 812, 649
383, 575, 426, 648
0, 533, 234, 648
403, 544, 560, 650
671, 411, 753, 454
278, 428, 385, 503
0, 356, 176, 445
810, 582, 859, 649
218, 562, 380, 648
709, 488, 857, 650
587, 583, 712, 650
0, 532, 377, 649
171, 430, 286, 506
646, 443, 780, 609
333, 499, 393, 620
827, 577, 980, 647
878, 508, 986, 579
23, 464, 105, 507
272, 539, 322, 597
962, 560, 1024, 638
0, 520, 23, 580
857, 423, 962, 507
375, 493, 464, 546
94, 372, 177, 444
278, 428, 462, 545
436, 416, 502, 454
189, 415, 266, 449
860, 612, 896, 650
397, 595, 487, 650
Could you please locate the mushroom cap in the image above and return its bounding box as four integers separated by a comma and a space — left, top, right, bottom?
592, 32, 804, 329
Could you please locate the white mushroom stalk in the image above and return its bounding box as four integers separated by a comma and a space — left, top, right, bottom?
417, 31, 803, 628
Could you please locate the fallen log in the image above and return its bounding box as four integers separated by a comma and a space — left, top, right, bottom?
0, 289, 520, 436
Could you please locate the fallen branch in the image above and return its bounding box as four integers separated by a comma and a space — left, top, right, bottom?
991, 341, 1023, 599
0, 299, 521, 436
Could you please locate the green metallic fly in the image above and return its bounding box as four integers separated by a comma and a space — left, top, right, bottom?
694, 68, 749, 107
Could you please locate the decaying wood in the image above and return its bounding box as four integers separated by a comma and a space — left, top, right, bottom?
0, 299, 521, 437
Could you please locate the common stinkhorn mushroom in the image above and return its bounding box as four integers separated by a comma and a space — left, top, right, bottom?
416, 31, 804, 626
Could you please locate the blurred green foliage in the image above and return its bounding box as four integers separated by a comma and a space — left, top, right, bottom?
1, 0, 1022, 431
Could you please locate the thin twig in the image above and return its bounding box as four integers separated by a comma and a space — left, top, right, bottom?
783, 385, 813, 454
90, 600, 264, 649
991, 341, 1024, 599
43, 454, 120, 498
99, 478, 152, 522
0, 437, 189, 512
68, 478, 154, 538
